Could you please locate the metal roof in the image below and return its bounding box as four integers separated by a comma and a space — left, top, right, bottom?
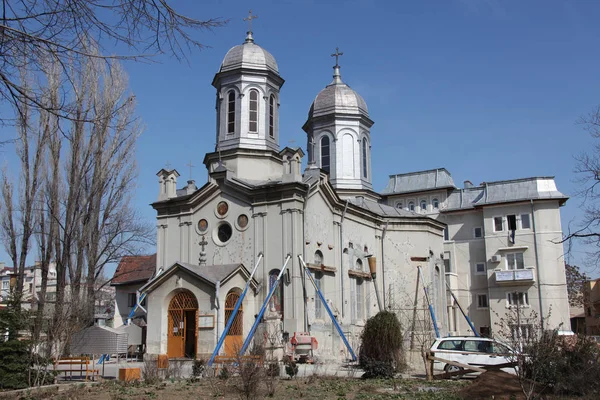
382, 168, 456, 195
308, 66, 368, 119
348, 197, 421, 217
220, 40, 278, 74
443, 177, 568, 210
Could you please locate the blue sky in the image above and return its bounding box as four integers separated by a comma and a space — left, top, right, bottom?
2, 0, 600, 276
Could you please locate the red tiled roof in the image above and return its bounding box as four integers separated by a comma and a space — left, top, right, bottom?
111, 254, 156, 285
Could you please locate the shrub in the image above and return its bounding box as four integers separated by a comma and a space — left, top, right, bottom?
191, 358, 206, 379
359, 311, 405, 378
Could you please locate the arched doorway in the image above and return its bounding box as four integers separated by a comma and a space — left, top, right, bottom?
167, 290, 198, 358
224, 289, 243, 356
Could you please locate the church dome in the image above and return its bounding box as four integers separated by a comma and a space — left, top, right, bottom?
308, 66, 368, 119
220, 34, 278, 74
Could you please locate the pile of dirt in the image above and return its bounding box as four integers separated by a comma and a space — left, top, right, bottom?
459, 370, 525, 399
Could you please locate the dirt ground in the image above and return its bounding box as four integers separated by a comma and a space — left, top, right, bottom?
4, 372, 590, 400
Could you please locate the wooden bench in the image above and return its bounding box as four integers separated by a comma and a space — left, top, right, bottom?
213, 355, 263, 375
53, 357, 100, 381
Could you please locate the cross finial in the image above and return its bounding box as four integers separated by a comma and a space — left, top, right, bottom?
243, 10, 258, 42
165, 160, 172, 170
331, 47, 343, 68
186, 160, 195, 179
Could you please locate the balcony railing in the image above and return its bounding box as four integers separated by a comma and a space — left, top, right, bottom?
495, 268, 535, 285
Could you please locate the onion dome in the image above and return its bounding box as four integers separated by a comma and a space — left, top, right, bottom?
220, 32, 278, 74
308, 65, 369, 119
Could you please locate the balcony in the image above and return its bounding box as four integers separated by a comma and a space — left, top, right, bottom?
495, 268, 535, 285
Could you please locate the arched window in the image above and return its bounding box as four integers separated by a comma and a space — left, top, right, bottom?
356, 258, 363, 271
249, 89, 259, 132
320, 136, 330, 173
269, 95, 275, 138
420, 200, 427, 212
314, 250, 323, 266
432, 198, 439, 209
362, 139, 368, 178
227, 91, 235, 134
268, 269, 283, 316
408, 202, 415, 212
396, 202, 403, 209
314, 271, 323, 320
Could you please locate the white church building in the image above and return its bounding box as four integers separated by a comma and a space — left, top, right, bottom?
113, 26, 570, 361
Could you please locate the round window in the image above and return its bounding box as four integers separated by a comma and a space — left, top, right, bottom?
217, 222, 233, 243
217, 201, 229, 217
237, 214, 248, 229
197, 219, 208, 233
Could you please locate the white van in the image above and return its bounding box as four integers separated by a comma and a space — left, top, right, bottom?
429, 336, 516, 375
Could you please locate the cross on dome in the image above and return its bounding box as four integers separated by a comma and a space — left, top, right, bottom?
244, 10, 258, 42
330, 47, 344, 84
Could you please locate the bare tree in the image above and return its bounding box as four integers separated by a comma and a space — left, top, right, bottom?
0, 0, 226, 125
561, 106, 600, 268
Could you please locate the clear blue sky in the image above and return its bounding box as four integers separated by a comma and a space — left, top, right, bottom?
1, 0, 600, 276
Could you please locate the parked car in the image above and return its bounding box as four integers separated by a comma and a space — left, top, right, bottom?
429, 336, 516, 375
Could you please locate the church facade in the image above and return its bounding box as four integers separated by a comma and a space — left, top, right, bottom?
119, 27, 570, 361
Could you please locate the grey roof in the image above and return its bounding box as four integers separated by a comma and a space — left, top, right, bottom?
309, 68, 368, 119
348, 197, 421, 217
444, 177, 568, 211
220, 40, 278, 74
382, 168, 456, 195
176, 262, 245, 286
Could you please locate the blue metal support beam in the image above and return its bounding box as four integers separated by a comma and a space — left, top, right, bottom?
298, 255, 357, 361
418, 265, 441, 338
238, 255, 291, 357
208, 253, 263, 366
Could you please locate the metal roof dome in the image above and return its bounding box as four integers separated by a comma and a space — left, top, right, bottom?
308, 66, 368, 119
220, 33, 278, 74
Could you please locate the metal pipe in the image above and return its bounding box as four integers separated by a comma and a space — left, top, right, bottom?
298, 255, 357, 361
531, 200, 544, 330
239, 255, 291, 356
445, 282, 478, 336
418, 265, 440, 338
208, 252, 263, 366
381, 221, 388, 309
340, 200, 349, 318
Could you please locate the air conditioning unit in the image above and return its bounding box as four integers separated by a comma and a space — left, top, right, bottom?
491, 255, 502, 263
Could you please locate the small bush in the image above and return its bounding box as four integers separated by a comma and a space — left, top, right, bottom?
191, 358, 206, 379
284, 358, 298, 379
218, 366, 229, 380
359, 311, 405, 378
141, 358, 161, 385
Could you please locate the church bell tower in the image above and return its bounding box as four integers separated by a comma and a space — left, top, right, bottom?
212, 11, 285, 153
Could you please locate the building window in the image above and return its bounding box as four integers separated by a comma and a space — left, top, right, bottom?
320, 136, 330, 173
362, 139, 368, 178
506, 252, 524, 270
493, 216, 503, 232
473, 227, 483, 238
507, 291, 529, 307
217, 222, 233, 244
355, 278, 364, 320
269, 95, 275, 138
408, 201, 415, 212
510, 324, 533, 341
432, 198, 439, 209
521, 214, 531, 229
2, 281, 8, 289
444, 258, 451, 273
443, 227, 449, 241
356, 258, 363, 271
227, 90, 235, 134
127, 293, 136, 308
420, 200, 427, 212
395, 202, 403, 209
477, 294, 488, 309
269, 269, 283, 316
507, 214, 517, 231
314, 271, 323, 320
314, 250, 323, 266
475, 262, 486, 275
249, 89, 258, 132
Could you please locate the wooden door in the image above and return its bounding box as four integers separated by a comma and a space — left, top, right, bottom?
224, 291, 243, 356
167, 291, 198, 358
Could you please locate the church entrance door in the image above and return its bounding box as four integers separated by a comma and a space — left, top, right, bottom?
224, 290, 243, 356
167, 290, 198, 358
